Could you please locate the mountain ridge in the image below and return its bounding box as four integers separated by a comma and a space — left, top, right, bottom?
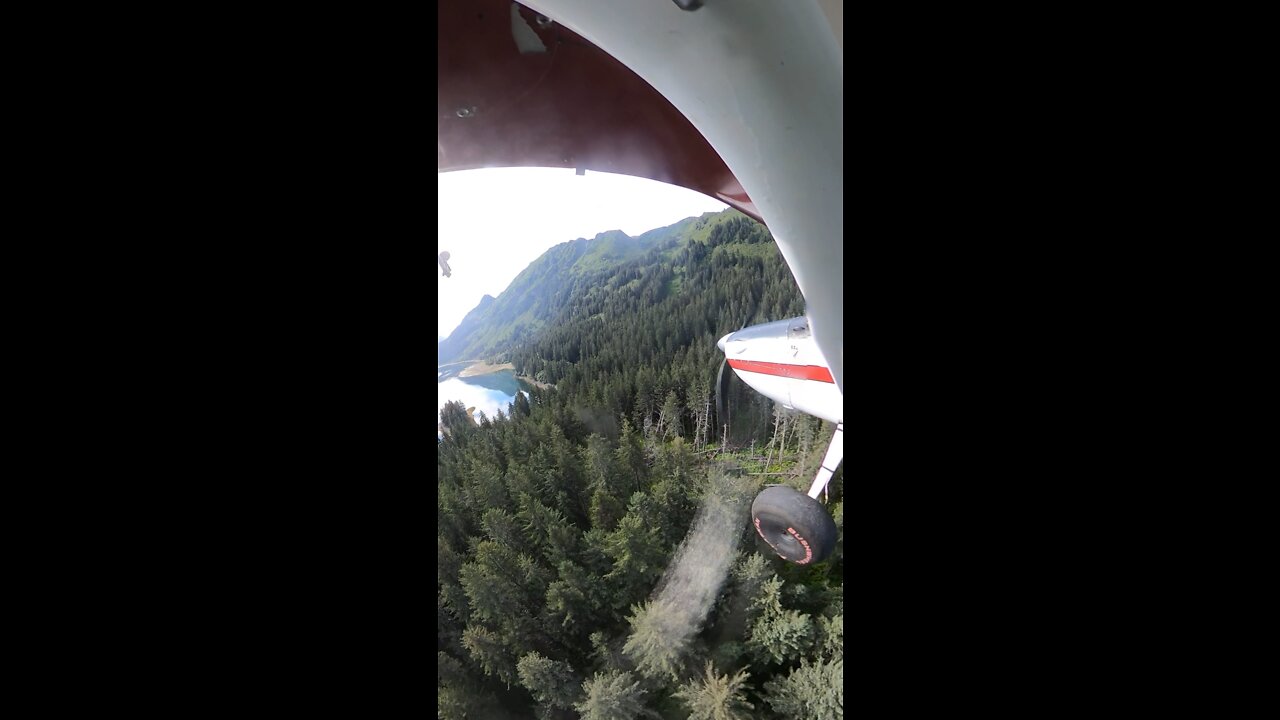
436, 209, 735, 365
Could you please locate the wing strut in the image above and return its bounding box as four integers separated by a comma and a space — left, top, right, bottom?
807, 422, 843, 500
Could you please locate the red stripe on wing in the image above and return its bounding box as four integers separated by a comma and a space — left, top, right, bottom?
727, 359, 835, 383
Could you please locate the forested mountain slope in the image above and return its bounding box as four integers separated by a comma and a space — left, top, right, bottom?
510, 208, 806, 443
437, 215, 705, 365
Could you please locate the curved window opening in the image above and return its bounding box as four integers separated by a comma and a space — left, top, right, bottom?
438, 166, 726, 430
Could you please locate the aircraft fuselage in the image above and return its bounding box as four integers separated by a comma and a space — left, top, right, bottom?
718, 316, 842, 425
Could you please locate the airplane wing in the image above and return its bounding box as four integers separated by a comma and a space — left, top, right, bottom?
438, 0, 843, 393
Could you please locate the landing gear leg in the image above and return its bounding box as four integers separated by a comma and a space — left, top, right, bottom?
806, 423, 842, 499
750, 423, 842, 565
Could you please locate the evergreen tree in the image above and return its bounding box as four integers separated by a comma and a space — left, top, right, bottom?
671, 661, 755, 720
545, 560, 603, 636
659, 389, 682, 440
709, 551, 774, 661
747, 576, 815, 665
583, 433, 618, 493
481, 507, 524, 549
590, 488, 626, 532
438, 590, 466, 655
589, 631, 627, 674
517, 651, 582, 711
437, 478, 472, 549
575, 671, 660, 720
462, 624, 517, 686
513, 390, 532, 418
603, 511, 668, 607
459, 541, 543, 640
440, 400, 479, 449
763, 658, 844, 719
464, 455, 510, 516
816, 612, 843, 660
517, 493, 579, 565
614, 419, 647, 494
438, 536, 463, 589
622, 599, 689, 681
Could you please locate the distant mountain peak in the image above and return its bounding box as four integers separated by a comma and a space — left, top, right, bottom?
437, 207, 749, 365
593, 229, 630, 242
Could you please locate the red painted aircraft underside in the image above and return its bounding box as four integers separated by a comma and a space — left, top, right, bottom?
727, 359, 836, 385
437, 0, 760, 222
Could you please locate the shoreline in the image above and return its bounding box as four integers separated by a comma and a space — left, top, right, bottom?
439, 360, 557, 390
458, 360, 515, 378
517, 374, 555, 390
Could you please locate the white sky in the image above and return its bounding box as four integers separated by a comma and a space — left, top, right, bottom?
437, 168, 728, 339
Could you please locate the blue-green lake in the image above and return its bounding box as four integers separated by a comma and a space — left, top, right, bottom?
437, 363, 528, 433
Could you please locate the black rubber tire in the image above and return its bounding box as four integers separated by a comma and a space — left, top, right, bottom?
751, 485, 837, 565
